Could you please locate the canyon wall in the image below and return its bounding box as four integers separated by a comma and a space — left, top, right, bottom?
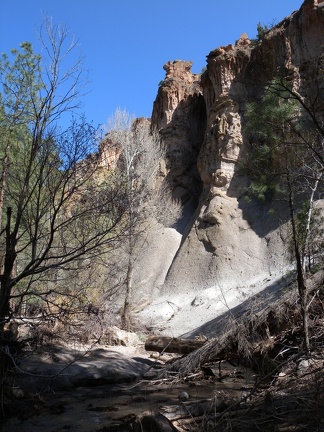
152, 60, 206, 232
151, 0, 324, 295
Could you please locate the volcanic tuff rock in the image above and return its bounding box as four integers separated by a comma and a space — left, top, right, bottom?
143, 0, 324, 332
152, 60, 206, 231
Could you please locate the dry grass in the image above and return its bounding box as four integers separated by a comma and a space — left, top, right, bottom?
203, 364, 324, 432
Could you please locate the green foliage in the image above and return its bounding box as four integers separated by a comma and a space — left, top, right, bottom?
0, 42, 44, 121
241, 79, 301, 201
249, 20, 278, 45
255, 20, 277, 41
256, 22, 270, 40
0, 43, 47, 239
0, 25, 128, 336
242, 77, 324, 281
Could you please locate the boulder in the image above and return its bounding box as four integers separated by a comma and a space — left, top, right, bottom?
104, 326, 140, 347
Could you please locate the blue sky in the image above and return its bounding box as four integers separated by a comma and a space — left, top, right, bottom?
1, 1, 302, 130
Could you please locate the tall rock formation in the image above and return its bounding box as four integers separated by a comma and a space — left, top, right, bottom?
152, 60, 206, 231
150, 0, 324, 299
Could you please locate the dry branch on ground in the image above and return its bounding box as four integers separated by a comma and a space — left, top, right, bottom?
159, 271, 324, 376
138, 271, 324, 431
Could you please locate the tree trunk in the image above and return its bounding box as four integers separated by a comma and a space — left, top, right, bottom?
145, 336, 207, 355
0, 208, 16, 333
303, 173, 322, 272
121, 260, 133, 331
0, 207, 17, 414
287, 179, 310, 354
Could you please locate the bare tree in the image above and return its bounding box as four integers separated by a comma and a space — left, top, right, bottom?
0, 20, 126, 396
106, 109, 182, 330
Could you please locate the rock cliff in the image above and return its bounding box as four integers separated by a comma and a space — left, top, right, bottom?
141, 0, 324, 333
152, 60, 206, 231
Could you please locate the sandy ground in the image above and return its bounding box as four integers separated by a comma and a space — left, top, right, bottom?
3, 344, 254, 432
138, 271, 292, 338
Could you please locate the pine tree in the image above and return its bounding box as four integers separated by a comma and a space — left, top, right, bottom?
242, 79, 324, 353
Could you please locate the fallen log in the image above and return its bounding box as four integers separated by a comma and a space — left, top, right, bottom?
163, 270, 324, 375
145, 336, 207, 355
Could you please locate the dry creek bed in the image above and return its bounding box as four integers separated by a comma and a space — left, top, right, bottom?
1, 344, 255, 432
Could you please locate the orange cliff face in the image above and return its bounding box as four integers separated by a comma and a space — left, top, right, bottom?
152, 60, 201, 128
151, 0, 324, 198
151, 60, 206, 225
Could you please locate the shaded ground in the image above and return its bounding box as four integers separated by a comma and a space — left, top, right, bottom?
1, 271, 324, 431
1, 345, 255, 432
